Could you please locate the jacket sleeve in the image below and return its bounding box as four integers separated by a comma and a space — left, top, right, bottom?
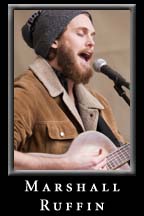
14, 77, 37, 150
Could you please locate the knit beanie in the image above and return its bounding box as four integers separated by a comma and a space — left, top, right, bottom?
21, 10, 92, 59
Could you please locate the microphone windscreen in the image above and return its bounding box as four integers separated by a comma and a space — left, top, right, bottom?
93, 58, 107, 72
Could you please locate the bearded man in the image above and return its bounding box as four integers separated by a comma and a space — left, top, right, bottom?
14, 10, 129, 171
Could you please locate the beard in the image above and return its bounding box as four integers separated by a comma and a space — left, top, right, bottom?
56, 44, 93, 84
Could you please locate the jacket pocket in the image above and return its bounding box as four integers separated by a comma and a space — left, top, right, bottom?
46, 121, 78, 140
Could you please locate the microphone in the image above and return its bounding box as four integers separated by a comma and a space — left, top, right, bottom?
93, 58, 130, 89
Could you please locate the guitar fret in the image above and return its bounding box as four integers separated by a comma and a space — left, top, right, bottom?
107, 155, 129, 169
107, 157, 129, 170
108, 151, 129, 164
108, 150, 129, 164
106, 144, 130, 170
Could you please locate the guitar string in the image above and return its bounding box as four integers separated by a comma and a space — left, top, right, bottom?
107, 154, 129, 169
106, 144, 130, 169
107, 148, 129, 163
107, 148, 129, 166
107, 144, 129, 162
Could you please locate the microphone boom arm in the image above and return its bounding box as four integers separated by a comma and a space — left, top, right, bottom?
114, 83, 130, 106
93, 59, 130, 106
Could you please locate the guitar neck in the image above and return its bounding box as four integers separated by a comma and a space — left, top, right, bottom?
106, 144, 130, 170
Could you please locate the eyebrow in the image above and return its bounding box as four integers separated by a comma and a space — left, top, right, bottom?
75, 27, 96, 36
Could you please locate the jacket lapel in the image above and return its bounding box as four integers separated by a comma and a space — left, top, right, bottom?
29, 57, 85, 130
75, 84, 104, 130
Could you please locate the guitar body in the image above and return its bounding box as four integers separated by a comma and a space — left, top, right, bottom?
67, 130, 117, 156
65, 131, 129, 170
29, 131, 130, 170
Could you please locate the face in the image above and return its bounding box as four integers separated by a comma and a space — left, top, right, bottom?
54, 14, 96, 84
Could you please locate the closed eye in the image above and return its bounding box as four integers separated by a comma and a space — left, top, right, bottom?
77, 32, 85, 37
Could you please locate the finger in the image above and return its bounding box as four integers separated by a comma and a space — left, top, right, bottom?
94, 154, 107, 164
92, 158, 107, 170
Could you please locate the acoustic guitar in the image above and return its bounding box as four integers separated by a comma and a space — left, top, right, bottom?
68, 131, 130, 170
30, 131, 130, 170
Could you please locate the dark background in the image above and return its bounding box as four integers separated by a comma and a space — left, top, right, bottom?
0, 1, 141, 215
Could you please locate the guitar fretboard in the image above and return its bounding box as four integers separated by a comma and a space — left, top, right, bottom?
106, 144, 130, 170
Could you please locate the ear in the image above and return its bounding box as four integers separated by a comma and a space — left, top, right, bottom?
51, 40, 58, 49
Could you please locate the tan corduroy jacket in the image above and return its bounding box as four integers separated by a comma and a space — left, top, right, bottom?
14, 56, 124, 154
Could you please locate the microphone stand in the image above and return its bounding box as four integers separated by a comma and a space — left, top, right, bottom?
114, 81, 130, 165
114, 83, 130, 106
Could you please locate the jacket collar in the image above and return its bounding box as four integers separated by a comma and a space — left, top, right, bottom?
29, 56, 104, 130
75, 84, 104, 110
29, 56, 64, 97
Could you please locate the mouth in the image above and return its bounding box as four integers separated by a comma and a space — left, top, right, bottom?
78, 51, 93, 63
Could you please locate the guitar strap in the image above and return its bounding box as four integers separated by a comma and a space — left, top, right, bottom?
97, 115, 123, 147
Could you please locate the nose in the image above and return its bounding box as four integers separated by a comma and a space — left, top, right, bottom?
86, 36, 95, 48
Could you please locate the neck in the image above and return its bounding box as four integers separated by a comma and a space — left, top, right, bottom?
48, 59, 61, 71
49, 61, 75, 102
67, 79, 75, 102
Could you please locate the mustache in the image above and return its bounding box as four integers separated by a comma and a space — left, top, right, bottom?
57, 45, 93, 84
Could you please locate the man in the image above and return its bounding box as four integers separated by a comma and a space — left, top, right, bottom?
14, 10, 129, 170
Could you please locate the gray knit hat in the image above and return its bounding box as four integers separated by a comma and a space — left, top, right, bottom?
21, 10, 92, 59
